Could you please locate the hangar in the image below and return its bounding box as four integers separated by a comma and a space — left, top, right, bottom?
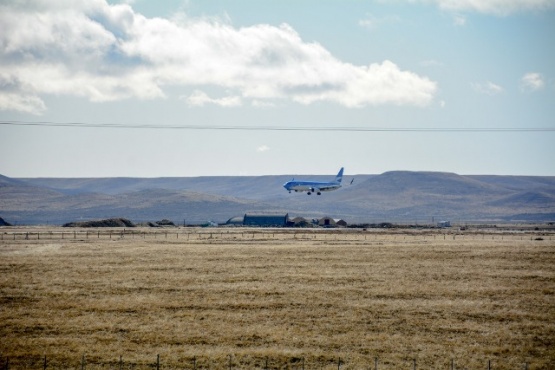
318, 217, 347, 227
242, 213, 289, 227
225, 214, 346, 228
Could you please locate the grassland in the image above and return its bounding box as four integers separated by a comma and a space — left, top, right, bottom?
1, 227, 554, 369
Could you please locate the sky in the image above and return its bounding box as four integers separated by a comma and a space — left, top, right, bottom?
0, 0, 554, 178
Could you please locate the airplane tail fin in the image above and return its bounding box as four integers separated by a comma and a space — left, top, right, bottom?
335, 167, 344, 183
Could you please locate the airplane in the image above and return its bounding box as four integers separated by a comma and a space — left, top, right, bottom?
283, 167, 344, 195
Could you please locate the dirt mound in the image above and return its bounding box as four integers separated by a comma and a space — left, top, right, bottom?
63, 218, 135, 228
139, 219, 177, 227
155, 219, 175, 226
0, 216, 12, 226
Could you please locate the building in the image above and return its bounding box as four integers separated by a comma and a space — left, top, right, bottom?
335, 219, 348, 227
243, 213, 289, 227
289, 216, 312, 227
225, 216, 244, 226
318, 217, 348, 227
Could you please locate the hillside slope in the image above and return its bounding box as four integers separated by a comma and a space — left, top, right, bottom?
2, 172, 553, 225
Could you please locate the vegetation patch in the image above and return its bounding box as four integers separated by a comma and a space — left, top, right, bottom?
62, 218, 135, 228
0, 216, 12, 226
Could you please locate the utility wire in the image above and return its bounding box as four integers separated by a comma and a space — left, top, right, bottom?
1, 120, 554, 132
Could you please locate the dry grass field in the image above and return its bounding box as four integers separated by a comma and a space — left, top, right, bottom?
1, 227, 554, 369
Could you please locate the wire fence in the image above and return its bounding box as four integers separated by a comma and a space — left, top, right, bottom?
0, 354, 536, 370
1, 228, 553, 243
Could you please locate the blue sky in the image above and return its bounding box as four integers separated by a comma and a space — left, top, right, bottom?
0, 0, 553, 177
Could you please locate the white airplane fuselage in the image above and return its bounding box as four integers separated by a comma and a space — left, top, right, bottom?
283, 168, 344, 195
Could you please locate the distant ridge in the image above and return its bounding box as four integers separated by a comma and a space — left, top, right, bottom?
1, 171, 553, 225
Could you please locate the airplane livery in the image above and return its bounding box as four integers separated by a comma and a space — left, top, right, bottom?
283, 168, 344, 195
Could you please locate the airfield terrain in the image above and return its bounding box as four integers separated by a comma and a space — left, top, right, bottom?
1, 227, 554, 369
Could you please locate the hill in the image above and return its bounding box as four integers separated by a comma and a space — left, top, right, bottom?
1, 172, 553, 225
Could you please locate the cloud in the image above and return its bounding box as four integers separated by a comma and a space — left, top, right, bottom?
184, 90, 242, 107
0, 92, 46, 115
406, 0, 555, 15
471, 81, 504, 95
520, 72, 545, 92
453, 14, 466, 26
358, 13, 401, 29
0, 0, 437, 114
256, 145, 270, 153
420, 59, 443, 68
0, 73, 46, 115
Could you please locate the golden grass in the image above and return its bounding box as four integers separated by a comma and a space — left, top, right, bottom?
0, 228, 554, 369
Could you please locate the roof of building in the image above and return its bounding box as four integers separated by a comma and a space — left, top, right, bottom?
226, 216, 244, 225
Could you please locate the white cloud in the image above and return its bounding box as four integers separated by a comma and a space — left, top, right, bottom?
0, 0, 437, 114
0, 92, 46, 115
256, 145, 270, 153
406, 0, 555, 15
520, 72, 545, 92
184, 90, 242, 107
0, 73, 46, 115
420, 59, 443, 68
453, 14, 466, 26
471, 81, 504, 95
358, 13, 401, 29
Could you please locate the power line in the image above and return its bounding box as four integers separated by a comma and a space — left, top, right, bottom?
1, 120, 553, 132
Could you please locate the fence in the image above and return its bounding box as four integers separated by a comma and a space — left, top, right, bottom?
1, 228, 553, 243
0, 354, 535, 370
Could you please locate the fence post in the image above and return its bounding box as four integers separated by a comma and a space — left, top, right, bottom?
119, 355, 123, 370
81, 355, 85, 370
337, 357, 342, 370
451, 358, 454, 370
487, 359, 491, 370
193, 356, 196, 370
413, 358, 416, 370
228, 354, 232, 370
374, 357, 378, 370
156, 354, 160, 370
43, 355, 47, 370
